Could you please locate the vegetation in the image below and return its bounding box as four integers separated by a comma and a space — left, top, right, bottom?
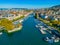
0, 18, 15, 30
50, 20, 60, 30
39, 18, 60, 31
12, 15, 24, 22
34, 13, 38, 19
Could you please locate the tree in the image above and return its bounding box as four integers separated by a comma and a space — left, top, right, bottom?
0, 18, 15, 30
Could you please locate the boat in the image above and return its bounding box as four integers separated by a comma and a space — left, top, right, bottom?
35, 25, 39, 28
0, 32, 3, 35
54, 39, 59, 42
19, 19, 24, 23
38, 24, 41, 26
43, 36, 54, 43
40, 29, 46, 34
35, 24, 41, 28
36, 24, 47, 34
43, 36, 60, 43
39, 26, 47, 34
54, 38, 59, 42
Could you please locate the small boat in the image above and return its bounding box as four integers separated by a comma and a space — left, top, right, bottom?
40, 29, 46, 34
35, 25, 39, 28
43, 37, 50, 41
43, 36, 60, 43
19, 19, 24, 23
43, 37, 54, 43
43, 37, 51, 41
54, 38, 59, 42
0, 32, 3, 35
54, 39, 59, 42
35, 24, 41, 28
51, 36, 55, 39
38, 24, 40, 26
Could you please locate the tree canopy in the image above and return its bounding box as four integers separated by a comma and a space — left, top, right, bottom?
0, 18, 15, 30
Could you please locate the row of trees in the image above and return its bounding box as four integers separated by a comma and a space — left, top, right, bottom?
50, 20, 60, 30
34, 12, 60, 31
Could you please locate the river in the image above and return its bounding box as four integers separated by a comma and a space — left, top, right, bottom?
0, 14, 60, 45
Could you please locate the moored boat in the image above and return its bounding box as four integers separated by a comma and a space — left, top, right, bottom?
0, 32, 3, 35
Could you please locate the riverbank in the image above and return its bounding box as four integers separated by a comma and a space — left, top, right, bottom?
0, 14, 60, 45
39, 18, 60, 32
12, 11, 33, 22
7, 12, 33, 33
7, 25, 22, 33
0, 12, 33, 34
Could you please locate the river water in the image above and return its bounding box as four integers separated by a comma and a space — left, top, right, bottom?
0, 14, 60, 45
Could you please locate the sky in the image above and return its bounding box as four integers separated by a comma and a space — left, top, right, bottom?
0, 0, 60, 8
